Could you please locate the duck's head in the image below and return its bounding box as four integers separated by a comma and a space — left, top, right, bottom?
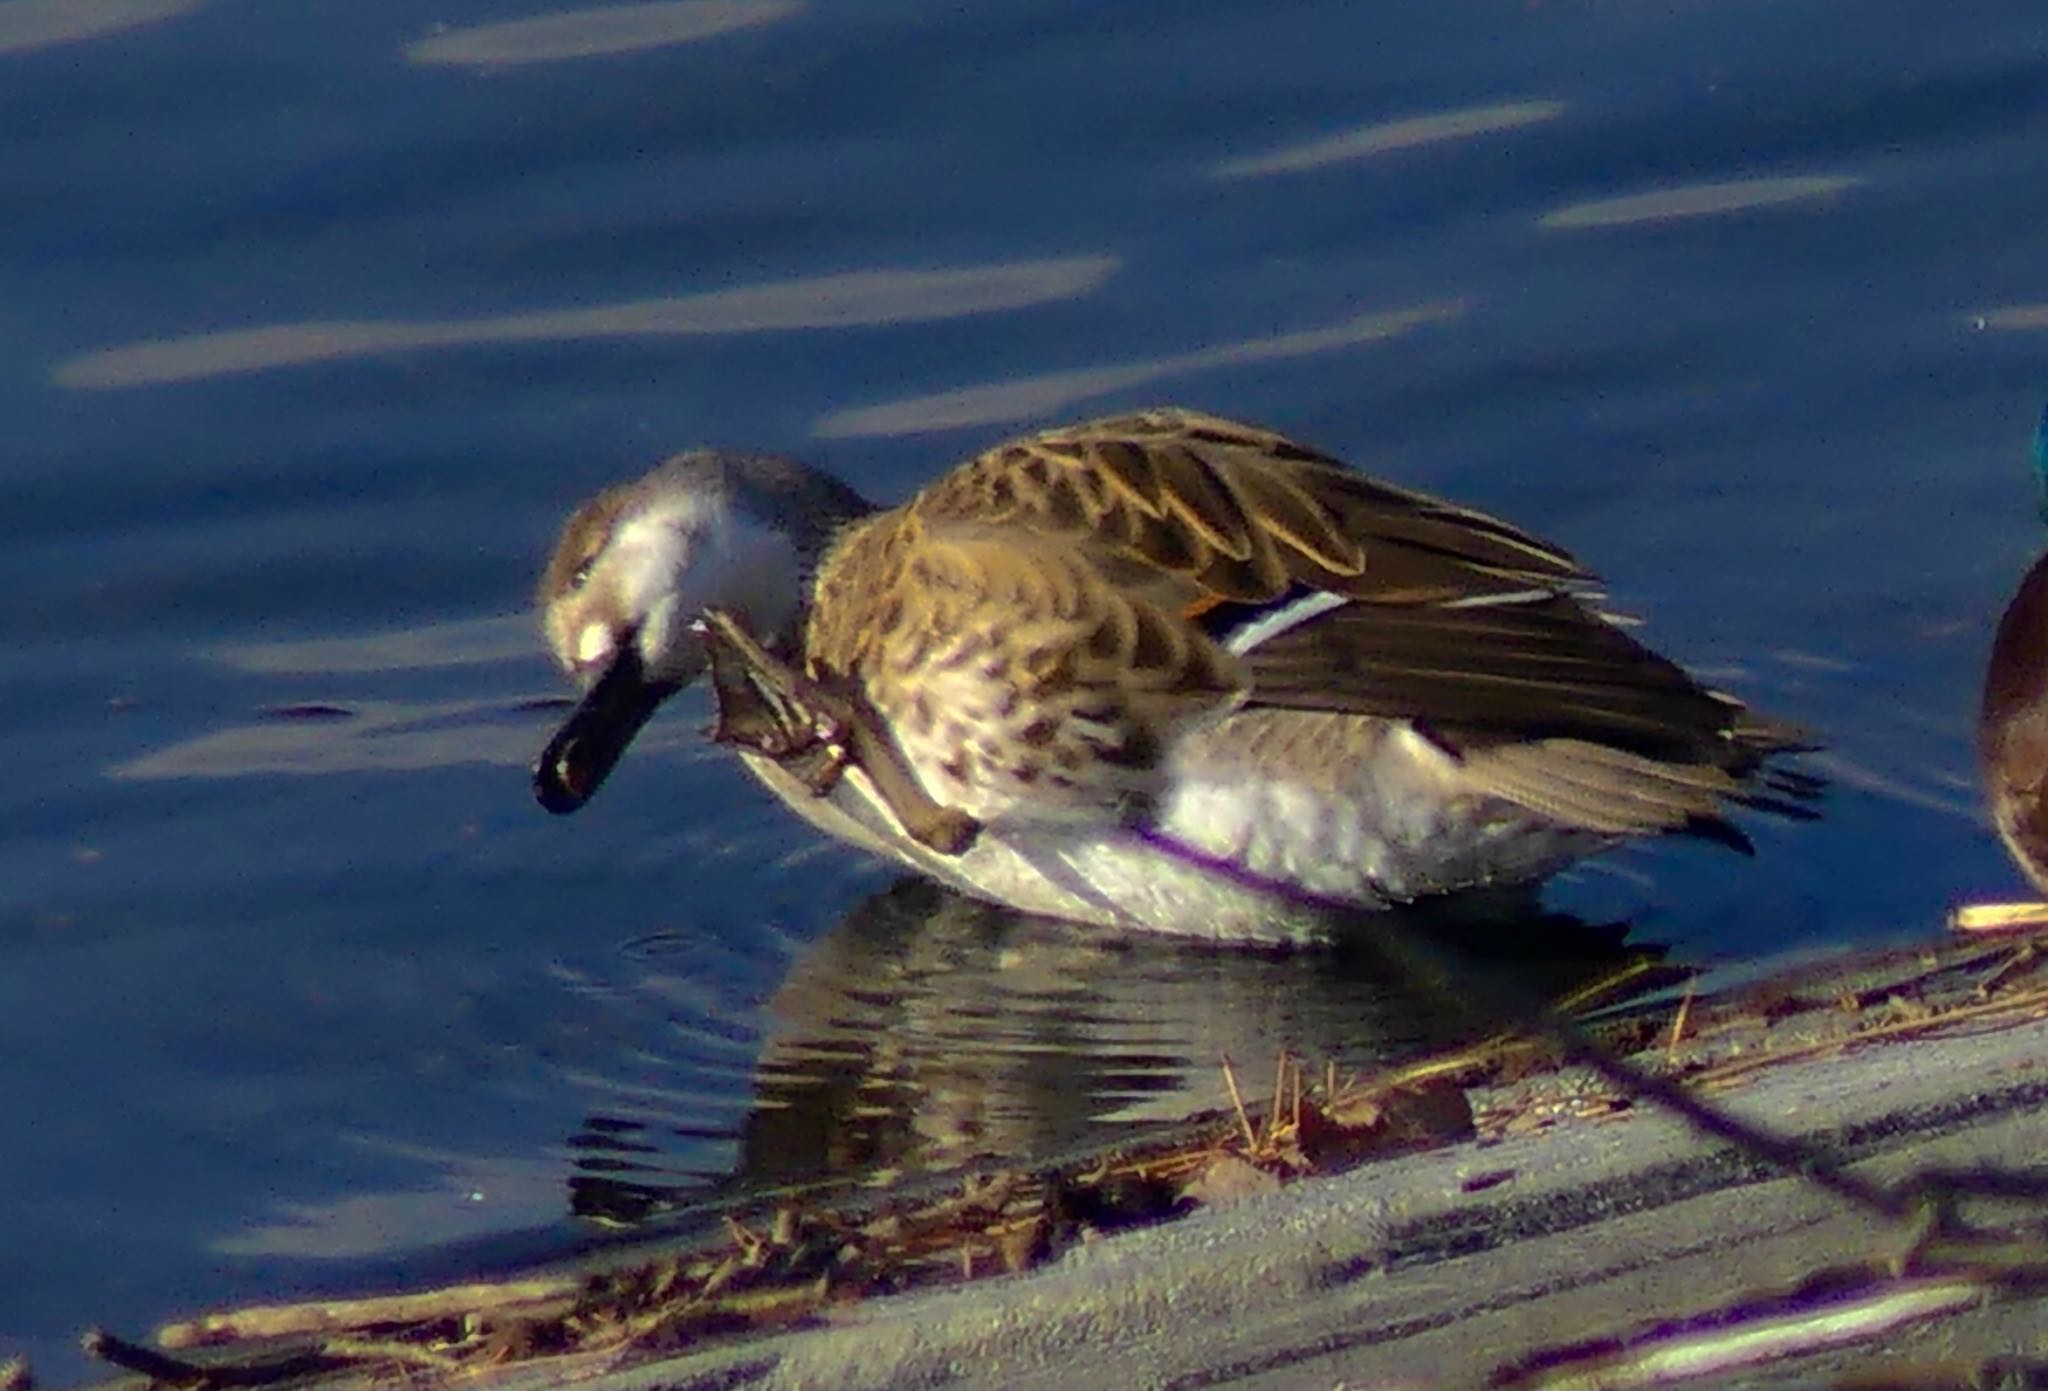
533, 449, 871, 814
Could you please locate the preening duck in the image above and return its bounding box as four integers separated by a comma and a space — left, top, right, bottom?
534, 408, 1811, 942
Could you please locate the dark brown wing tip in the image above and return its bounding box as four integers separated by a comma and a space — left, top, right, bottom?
1721, 710, 1826, 825
1681, 813, 1756, 855
1729, 706, 1821, 755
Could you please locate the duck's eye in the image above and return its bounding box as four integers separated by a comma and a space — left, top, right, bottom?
568, 554, 599, 591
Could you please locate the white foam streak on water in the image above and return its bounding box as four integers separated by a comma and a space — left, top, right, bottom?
1539, 174, 1862, 229
0, 0, 200, 55
815, 303, 1463, 438
406, 0, 805, 68
1211, 99, 1566, 179
54, 257, 1121, 388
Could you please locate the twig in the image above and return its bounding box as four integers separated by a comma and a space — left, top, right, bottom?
318, 1338, 464, 1372
82, 1330, 209, 1387
1265, 1050, 1290, 1148
1220, 1055, 1258, 1149
1665, 978, 1698, 1065
159, 1278, 581, 1349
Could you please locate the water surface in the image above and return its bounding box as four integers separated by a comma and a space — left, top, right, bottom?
5, 0, 2048, 1379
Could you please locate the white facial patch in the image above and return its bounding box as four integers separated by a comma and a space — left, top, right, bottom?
569, 477, 801, 687
576, 622, 615, 668
612, 505, 700, 620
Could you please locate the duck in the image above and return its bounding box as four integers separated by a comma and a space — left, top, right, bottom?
533, 408, 1812, 943
1958, 400, 2048, 933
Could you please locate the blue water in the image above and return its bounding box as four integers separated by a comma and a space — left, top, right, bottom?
5, 0, 2048, 1379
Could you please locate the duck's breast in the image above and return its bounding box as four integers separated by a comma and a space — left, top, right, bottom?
728, 749, 1327, 940
733, 707, 1608, 939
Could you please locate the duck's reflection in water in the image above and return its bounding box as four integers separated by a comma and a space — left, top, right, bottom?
567, 879, 1659, 1226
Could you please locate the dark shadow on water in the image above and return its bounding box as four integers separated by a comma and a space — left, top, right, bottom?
564, 878, 1669, 1227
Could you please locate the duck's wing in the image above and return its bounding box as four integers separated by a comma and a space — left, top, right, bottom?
902, 407, 1590, 606
907, 408, 1794, 765
1240, 595, 1760, 763
806, 408, 1797, 836
1244, 592, 1820, 841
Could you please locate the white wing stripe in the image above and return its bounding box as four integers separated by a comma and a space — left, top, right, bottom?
1222, 590, 1350, 655
1439, 587, 1557, 610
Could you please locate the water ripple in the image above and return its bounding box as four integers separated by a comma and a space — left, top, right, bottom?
0, 0, 200, 54
215, 615, 533, 676
815, 301, 1463, 438
53, 255, 1121, 389
110, 698, 546, 779
1540, 174, 1860, 229
1973, 304, 2048, 331
1211, 99, 1565, 180
406, 0, 804, 68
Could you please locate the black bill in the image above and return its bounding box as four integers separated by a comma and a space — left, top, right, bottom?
533, 646, 675, 814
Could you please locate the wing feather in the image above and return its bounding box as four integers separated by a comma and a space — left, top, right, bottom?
1240, 595, 1752, 764
1461, 740, 1748, 840
908, 408, 1588, 606
807, 407, 1797, 827
808, 517, 1244, 823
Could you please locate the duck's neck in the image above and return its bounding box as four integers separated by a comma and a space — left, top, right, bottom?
723, 458, 878, 655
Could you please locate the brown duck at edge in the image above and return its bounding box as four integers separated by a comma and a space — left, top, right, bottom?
1961, 402, 2048, 931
